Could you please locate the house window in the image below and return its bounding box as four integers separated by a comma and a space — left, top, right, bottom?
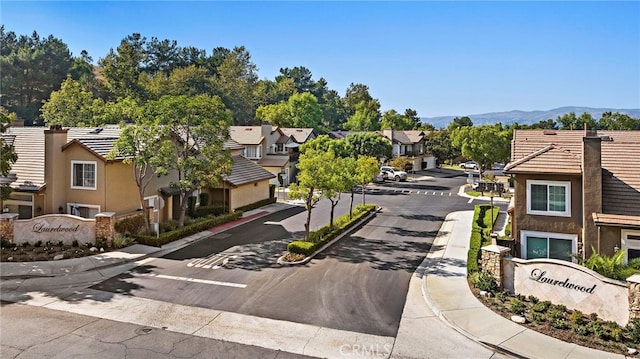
526, 180, 570, 216
71, 161, 97, 190
522, 231, 576, 262
622, 229, 640, 263
67, 203, 100, 219
276, 144, 285, 153
243, 145, 261, 159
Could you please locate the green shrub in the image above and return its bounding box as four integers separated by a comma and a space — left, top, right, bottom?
193, 204, 227, 218
527, 295, 539, 304
471, 271, 499, 293
509, 298, 526, 315
133, 212, 242, 247
531, 311, 546, 324
112, 235, 133, 249
496, 291, 508, 303
569, 310, 585, 326
467, 204, 499, 273
235, 197, 277, 213
0, 239, 12, 248
551, 319, 569, 330
573, 325, 589, 336
626, 318, 640, 343
547, 307, 566, 320
159, 219, 178, 233
34, 240, 42, 247
287, 241, 316, 256
71, 239, 79, 247
115, 214, 146, 235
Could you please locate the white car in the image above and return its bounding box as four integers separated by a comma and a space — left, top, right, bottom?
380, 166, 408, 182
460, 161, 478, 170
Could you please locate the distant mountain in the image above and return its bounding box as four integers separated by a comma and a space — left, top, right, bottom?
421, 106, 640, 129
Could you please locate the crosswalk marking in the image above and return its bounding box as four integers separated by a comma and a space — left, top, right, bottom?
142, 273, 246, 288
187, 253, 238, 270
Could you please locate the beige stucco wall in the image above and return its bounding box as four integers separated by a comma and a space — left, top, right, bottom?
512, 173, 583, 256
229, 180, 270, 210
599, 226, 622, 257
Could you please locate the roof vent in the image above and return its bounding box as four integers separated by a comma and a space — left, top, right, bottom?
245, 128, 253, 131
89, 128, 103, 134
600, 135, 613, 141
542, 130, 556, 135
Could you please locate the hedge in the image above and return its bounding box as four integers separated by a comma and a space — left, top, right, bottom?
467, 204, 498, 273
235, 197, 276, 212
133, 211, 242, 247
115, 214, 146, 235
286, 204, 377, 257
193, 204, 228, 218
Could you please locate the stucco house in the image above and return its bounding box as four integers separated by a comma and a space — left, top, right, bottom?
229, 125, 316, 186
504, 129, 640, 263
329, 129, 437, 170
2, 125, 275, 222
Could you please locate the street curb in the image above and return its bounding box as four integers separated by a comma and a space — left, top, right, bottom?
276, 207, 381, 265
418, 211, 528, 359
457, 185, 511, 203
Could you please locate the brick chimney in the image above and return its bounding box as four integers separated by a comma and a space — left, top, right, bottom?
44, 125, 68, 214
582, 127, 602, 258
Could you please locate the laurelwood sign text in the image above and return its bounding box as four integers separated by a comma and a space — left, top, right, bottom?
32, 223, 81, 233
529, 268, 597, 294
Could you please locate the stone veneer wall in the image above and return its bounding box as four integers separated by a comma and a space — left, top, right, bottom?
629, 275, 640, 320
481, 244, 511, 287
95, 212, 116, 244
0, 213, 18, 241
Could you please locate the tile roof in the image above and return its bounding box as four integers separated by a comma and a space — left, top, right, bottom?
593, 212, 640, 229
507, 129, 640, 216
229, 126, 264, 145
258, 155, 289, 167
279, 128, 315, 143
62, 138, 124, 160
223, 139, 245, 151
224, 155, 275, 187
4, 126, 123, 190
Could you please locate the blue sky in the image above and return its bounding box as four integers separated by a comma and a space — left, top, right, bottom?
1, 1, 639, 117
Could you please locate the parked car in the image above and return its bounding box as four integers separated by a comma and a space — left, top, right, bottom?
380, 166, 408, 182
460, 161, 478, 170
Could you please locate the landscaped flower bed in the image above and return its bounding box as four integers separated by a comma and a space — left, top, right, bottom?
0, 237, 133, 262
469, 272, 640, 355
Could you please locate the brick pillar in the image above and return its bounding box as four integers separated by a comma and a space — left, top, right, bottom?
95, 212, 116, 245
628, 274, 640, 320
481, 244, 511, 288
0, 213, 18, 242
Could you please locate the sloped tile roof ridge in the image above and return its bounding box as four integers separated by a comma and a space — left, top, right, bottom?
504, 143, 578, 172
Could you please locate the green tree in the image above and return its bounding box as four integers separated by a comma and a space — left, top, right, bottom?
144, 65, 213, 98
154, 95, 233, 227
98, 33, 148, 101
213, 46, 259, 125
256, 92, 323, 131
404, 108, 421, 129
0, 107, 18, 202
69, 50, 98, 94
0, 27, 73, 124
345, 132, 392, 159
556, 112, 597, 130
447, 116, 473, 132
424, 130, 458, 167
598, 112, 640, 130
108, 113, 172, 233
41, 77, 97, 126
343, 100, 381, 131
289, 148, 333, 241
319, 89, 347, 132
354, 156, 380, 205
450, 125, 511, 177
380, 109, 415, 130
343, 83, 375, 118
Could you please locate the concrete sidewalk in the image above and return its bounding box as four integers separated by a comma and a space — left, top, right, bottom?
421, 211, 624, 359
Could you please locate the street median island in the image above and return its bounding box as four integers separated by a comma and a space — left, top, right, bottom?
277, 204, 379, 265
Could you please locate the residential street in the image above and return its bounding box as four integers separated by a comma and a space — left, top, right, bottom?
1, 172, 510, 358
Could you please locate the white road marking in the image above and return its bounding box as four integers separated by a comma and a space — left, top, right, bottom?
468, 198, 474, 203
432, 192, 436, 195
188, 254, 237, 269
440, 192, 443, 196
449, 193, 452, 196
416, 191, 420, 194
144, 273, 247, 288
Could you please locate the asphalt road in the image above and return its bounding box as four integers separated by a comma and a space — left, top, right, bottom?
92, 176, 487, 338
